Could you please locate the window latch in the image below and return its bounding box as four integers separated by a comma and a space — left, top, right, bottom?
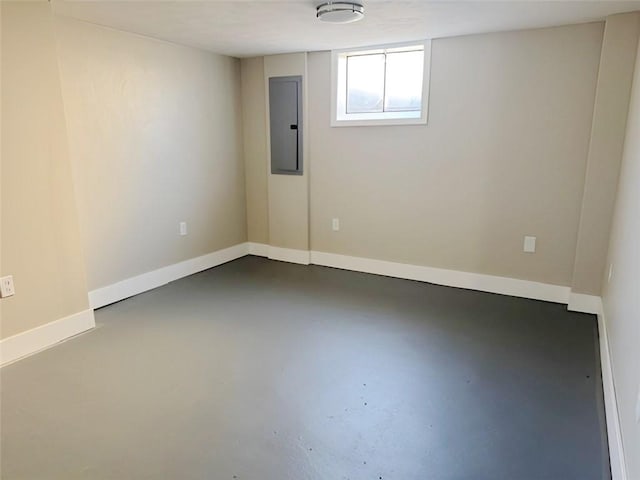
289, 124, 298, 130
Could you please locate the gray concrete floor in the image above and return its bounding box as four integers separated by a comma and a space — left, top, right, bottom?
1, 256, 609, 480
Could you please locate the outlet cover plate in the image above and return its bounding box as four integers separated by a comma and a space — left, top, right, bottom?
0, 275, 15, 298
523, 236, 536, 253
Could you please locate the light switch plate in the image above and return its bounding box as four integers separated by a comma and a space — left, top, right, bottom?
523, 236, 536, 253
0, 275, 15, 298
332, 218, 340, 231
179, 222, 188, 236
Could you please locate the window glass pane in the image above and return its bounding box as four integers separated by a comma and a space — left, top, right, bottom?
384, 50, 423, 112
346, 54, 385, 113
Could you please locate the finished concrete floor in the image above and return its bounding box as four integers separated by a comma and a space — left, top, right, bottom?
1, 256, 609, 479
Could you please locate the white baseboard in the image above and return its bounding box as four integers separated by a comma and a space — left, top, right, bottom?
248, 243, 310, 265
89, 243, 249, 309
249, 247, 605, 313
597, 304, 627, 480
267, 245, 310, 265
567, 292, 603, 314
0, 309, 95, 367
247, 242, 269, 257
4, 245, 619, 474
310, 250, 572, 305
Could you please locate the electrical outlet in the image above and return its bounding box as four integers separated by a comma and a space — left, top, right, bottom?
523, 236, 536, 253
179, 222, 188, 236
332, 218, 340, 232
0, 275, 15, 298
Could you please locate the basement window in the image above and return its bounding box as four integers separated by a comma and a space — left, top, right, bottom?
331, 41, 431, 127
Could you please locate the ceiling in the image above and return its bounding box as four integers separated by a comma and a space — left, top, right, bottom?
52, 0, 640, 58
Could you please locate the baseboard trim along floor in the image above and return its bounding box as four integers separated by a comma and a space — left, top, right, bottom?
88, 243, 603, 315
310, 249, 571, 304
248, 244, 600, 313
0, 309, 95, 367
567, 292, 605, 314
88, 243, 249, 309
267, 245, 311, 265
1, 256, 614, 478
13, 243, 600, 370
2, 245, 623, 477
597, 306, 627, 480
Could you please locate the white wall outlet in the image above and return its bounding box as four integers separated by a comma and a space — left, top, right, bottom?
608, 264, 614, 283
332, 218, 340, 232
523, 236, 536, 253
179, 222, 188, 236
0, 275, 15, 298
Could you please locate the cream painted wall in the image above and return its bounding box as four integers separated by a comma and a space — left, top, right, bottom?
303, 23, 603, 286
572, 13, 640, 295
601, 34, 640, 479
0, 1, 3, 329
263, 53, 309, 252
1, 2, 89, 339
241, 57, 269, 245
54, 16, 247, 291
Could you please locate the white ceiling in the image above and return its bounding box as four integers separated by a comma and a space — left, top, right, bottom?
52, 0, 640, 58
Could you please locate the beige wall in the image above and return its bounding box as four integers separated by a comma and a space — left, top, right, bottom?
0, 1, 3, 325
602, 33, 640, 479
54, 16, 247, 291
263, 53, 309, 252
1, 2, 89, 339
241, 57, 269, 245
301, 23, 602, 286
572, 13, 640, 295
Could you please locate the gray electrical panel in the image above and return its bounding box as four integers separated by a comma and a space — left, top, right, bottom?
269, 76, 303, 175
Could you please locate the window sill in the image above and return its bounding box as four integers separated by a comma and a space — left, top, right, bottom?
331, 116, 427, 127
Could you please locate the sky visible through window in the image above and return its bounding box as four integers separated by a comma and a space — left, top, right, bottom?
346, 49, 424, 114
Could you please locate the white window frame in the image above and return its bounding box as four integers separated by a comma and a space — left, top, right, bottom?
331, 40, 431, 127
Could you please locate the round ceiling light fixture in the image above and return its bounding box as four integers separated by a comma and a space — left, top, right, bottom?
316, 1, 365, 24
